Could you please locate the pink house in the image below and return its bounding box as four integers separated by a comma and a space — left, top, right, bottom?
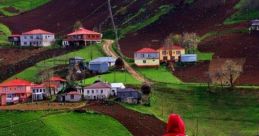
0, 78, 33, 106
43, 76, 66, 95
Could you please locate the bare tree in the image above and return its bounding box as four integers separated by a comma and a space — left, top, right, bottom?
73, 20, 83, 31
223, 60, 243, 88
182, 33, 199, 54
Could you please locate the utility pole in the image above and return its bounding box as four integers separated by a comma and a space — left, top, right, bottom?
107, 0, 120, 54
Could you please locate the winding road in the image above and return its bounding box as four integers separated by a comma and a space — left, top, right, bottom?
102, 40, 147, 83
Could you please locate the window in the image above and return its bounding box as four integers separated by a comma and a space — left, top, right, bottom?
162, 51, 167, 55
24, 42, 27, 45
30, 36, 33, 39
43, 89, 45, 93
24, 36, 27, 39
143, 60, 146, 63
33, 89, 35, 93
176, 51, 181, 55
40, 89, 42, 92
87, 90, 89, 94
70, 94, 74, 99
101, 90, 103, 94
92, 90, 94, 94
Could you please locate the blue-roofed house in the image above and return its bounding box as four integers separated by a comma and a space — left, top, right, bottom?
117, 88, 142, 104
88, 57, 116, 73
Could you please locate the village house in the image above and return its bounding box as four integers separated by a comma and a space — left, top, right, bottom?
0, 78, 33, 106
88, 57, 116, 73
157, 45, 185, 62
31, 84, 47, 101
20, 29, 55, 47
44, 76, 66, 95
63, 27, 102, 46
65, 91, 82, 102
249, 19, 259, 32
69, 56, 85, 66
8, 34, 21, 46
134, 48, 160, 67
83, 82, 111, 100
111, 83, 125, 96
117, 88, 142, 104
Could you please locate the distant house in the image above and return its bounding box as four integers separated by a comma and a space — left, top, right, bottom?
44, 76, 66, 95
8, 34, 20, 46
0, 78, 33, 106
65, 91, 81, 102
157, 45, 185, 62
117, 88, 142, 104
69, 57, 85, 66
20, 29, 55, 47
134, 48, 160, 67
63, 27, 102, 46
111, 83, 125, 96
88, 57, 116, 73
31, 84, 47, 101
249, 19, 259, 32
83, 82, 111, 100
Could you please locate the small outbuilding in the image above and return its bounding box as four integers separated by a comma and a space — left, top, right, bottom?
69, 57, 85, 66
117, 88, 142, 104
249, 19, 259, 32
88, 57, 116, 73
111, 83, 126, 96
65, 91, 81, 102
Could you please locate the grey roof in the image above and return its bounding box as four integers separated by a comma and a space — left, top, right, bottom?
85, 82, 111, 89
90, 57, 116, 64
251, 19, 259, 25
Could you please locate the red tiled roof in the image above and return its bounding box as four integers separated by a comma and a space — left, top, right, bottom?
158, 45, 185, 50
10, 34, 20, 37
31, 84, 45, 88
48, 76, 66, 82
68, 28, 100, 36
67, 91, 80, 95
22, 29, 54, 35
136, 48, 158, 53
0, 78, 32, 87
85, 82, 111, 89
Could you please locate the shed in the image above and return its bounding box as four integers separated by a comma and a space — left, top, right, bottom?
111, 83, 126, 96
89, 62, 109, 73
249, 19, 259, 32
91, 57, 116, 67
117, 88, 142, 104
69, 57, 85, 66
180, 54, 197, 63
65, 91, 81, 102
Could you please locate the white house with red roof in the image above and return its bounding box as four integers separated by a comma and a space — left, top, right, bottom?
134, 48, 160, 67
20, 29, 55, 47
0, 78, 33, 106
63, 27, 102, 46
31, 84, 47, 101
65, 91, 81, 102
83, 82, 111, 100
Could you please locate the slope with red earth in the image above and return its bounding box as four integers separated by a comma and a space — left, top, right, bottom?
199, 33, 259, 85
119, 0, 239, 58
88, 103, 166, 136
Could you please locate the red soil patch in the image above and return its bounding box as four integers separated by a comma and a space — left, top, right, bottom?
174, 62, 210, 83
119, 0, 239, 58
88, 103, 166, 136
199, 33, 259, 85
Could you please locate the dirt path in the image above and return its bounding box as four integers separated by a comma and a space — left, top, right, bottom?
103, 40, 147, 83
87, 103, 166, 136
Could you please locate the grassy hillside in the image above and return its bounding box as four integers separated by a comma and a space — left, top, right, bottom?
124, 85, 259, 136
0, 23, 11, 44
0, 0, 50, 16
0, 111, 131, 136
225, 0, 259, 24
12, 45, 104, 82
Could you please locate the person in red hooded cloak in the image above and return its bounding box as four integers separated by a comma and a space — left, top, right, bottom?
163, 114, 186, 136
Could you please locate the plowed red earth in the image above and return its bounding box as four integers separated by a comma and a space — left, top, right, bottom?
88, 103, 166, 136
199, 33, 259, 85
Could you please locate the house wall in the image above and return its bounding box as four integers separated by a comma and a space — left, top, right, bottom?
89, 63, 109, 73
83, 88, 111, 100
67, 34, 102, 42
65, 94, 81, 102
158, 49, 185, 62
20, 34, 55, 47
134, 59, 160, 67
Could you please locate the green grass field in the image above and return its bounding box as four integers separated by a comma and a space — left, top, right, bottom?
0, 0, 50, 16
123, 85, 259, 136
134, 66, 182, 84
224, 0, 259, 24
0, 111, 131, 136
0, 23, 11, 45
81, 71, 141, 85
12, 45, 104, 82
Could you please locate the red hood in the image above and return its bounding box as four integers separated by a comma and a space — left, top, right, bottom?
164, 114, 185, 136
